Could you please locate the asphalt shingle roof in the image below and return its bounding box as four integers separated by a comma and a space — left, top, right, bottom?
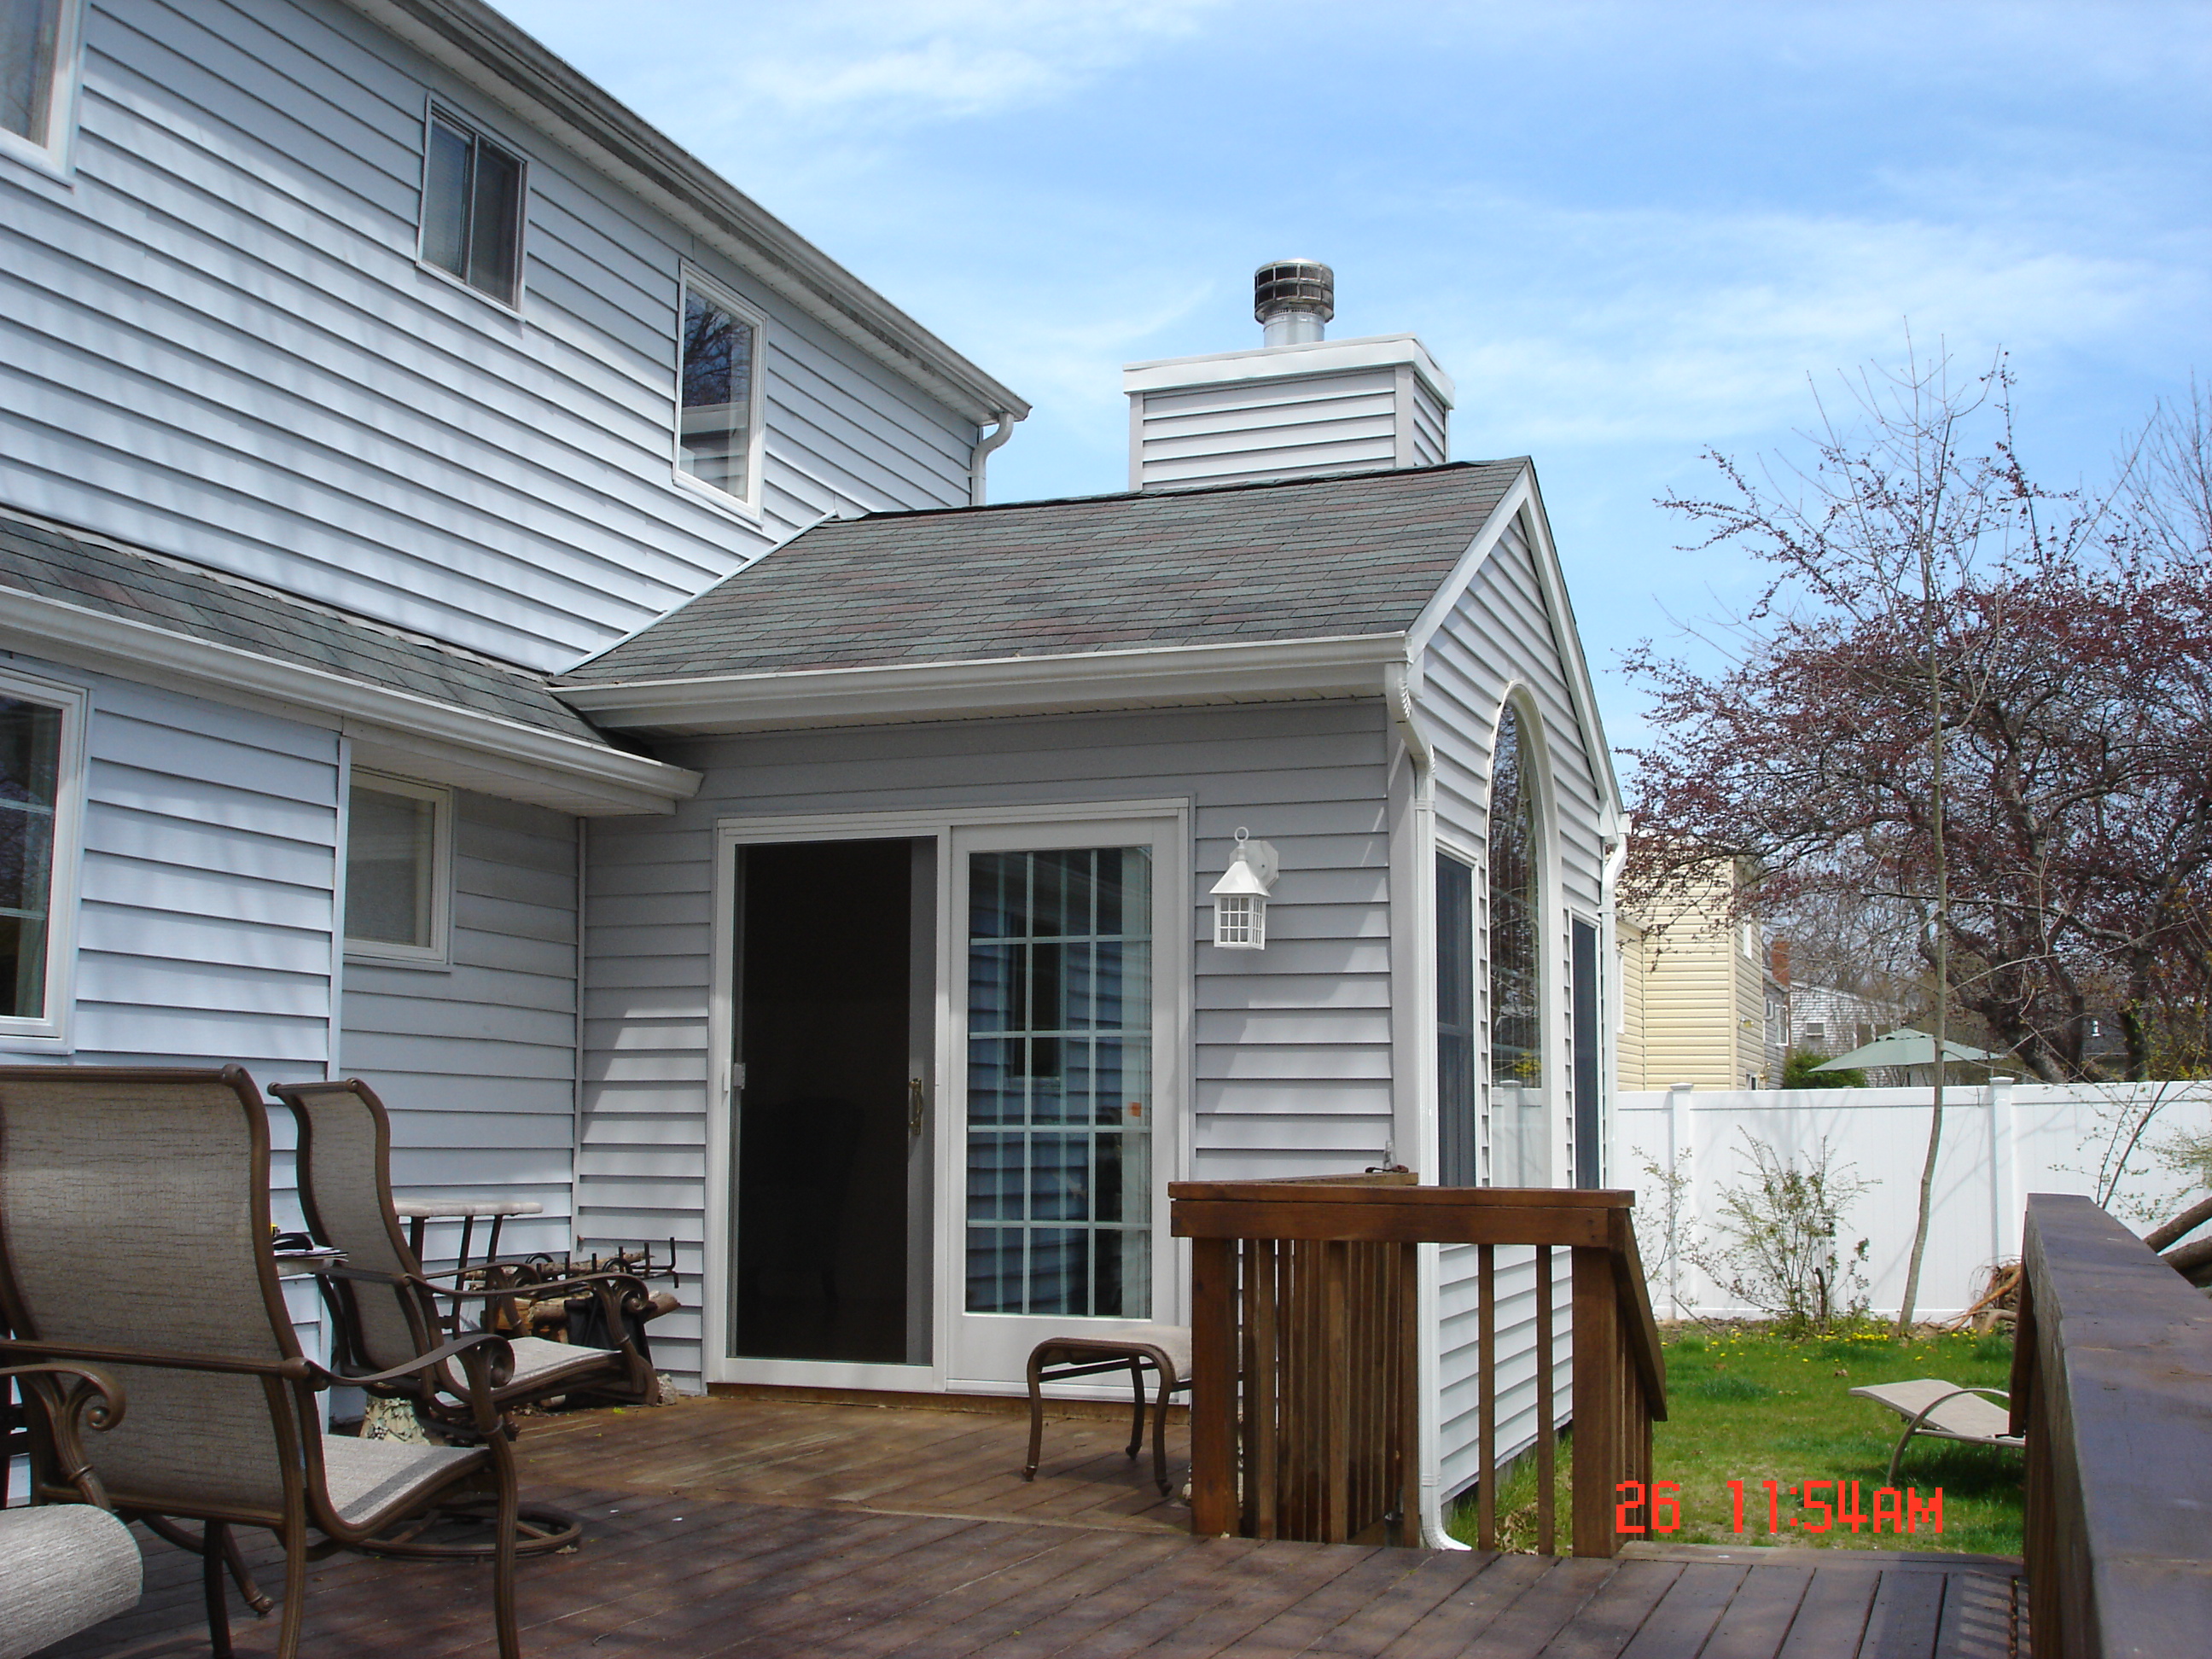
562, 461, 1528, 684
0, 510, 610, 745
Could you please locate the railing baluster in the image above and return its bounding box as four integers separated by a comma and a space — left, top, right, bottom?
1396, 1240, 1420, 1545
1536, 1244, 1555, 1556
1253, 1238, 1278, 1539
1477, 1241, 1496, 1551
1324, 1238, 1350, 1542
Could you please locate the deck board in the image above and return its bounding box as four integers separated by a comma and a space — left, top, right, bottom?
39, 1394, 2026, 1658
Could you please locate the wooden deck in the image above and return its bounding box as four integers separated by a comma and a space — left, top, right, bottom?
46, 1394, 2025, 1658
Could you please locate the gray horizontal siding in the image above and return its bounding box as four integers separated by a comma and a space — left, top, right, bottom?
1137, 370, 1405, 489
338, 789, 579, 1267
578, 701, 1399, 1382
0, 0, 978, 672
1417, 512, 1610, 1499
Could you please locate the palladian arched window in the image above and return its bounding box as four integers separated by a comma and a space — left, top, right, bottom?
1488, 701, 1547, 1186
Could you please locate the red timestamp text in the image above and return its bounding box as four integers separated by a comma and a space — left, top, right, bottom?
1614, 1480, 1943, 1536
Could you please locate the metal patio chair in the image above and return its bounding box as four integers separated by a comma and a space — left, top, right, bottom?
1023, 1324, 1192, 1499
0, 1064, 526, 1659
0, 1361, 141, 1659
271, 1077, 657, 1551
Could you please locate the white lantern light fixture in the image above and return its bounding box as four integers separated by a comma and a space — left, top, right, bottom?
1209, 828, 1279, 950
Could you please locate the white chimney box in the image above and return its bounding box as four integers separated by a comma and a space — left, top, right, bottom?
1122, 259, 1453, 492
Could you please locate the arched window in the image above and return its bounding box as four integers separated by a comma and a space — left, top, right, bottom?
1489, 701, 1547, 1185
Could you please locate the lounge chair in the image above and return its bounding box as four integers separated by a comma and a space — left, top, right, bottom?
0, 1064, 527, 1659
0, 1362, 141, 1659
1848, 1377, 2024, 1484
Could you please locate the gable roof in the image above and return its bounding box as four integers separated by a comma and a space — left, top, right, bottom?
0, 509, 697, 815
562, 461, 1528, 685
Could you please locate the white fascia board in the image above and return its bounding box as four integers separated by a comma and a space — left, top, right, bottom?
345, 0, 1028, 429
1401, 462, 1627, 826
1122, 334, 1456, 409
553, 633, 1412, 736
0, 587, 701, 817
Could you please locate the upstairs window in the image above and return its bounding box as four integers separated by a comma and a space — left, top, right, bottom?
345, 774, 451, 963
676, 273, 764, 509
1, 0, 82, 172
420, 107, 523, 305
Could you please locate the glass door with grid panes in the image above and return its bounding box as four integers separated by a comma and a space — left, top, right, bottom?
946, 818, 1176, 1388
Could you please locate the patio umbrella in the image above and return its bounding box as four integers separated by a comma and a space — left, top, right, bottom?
1810, 1027, 2003, 1071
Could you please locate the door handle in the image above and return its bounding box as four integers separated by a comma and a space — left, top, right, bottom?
909, 1077, 926, 1138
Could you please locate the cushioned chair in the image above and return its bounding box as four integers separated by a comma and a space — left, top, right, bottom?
0, 1065, 526, 1659
0, 1361, 140, 1659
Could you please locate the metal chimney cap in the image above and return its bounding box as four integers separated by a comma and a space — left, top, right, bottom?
1253, 259, 1334, 326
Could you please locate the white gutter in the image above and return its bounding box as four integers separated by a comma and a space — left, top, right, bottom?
555, 632, 1412, 736
1598, 819, 1631, 1187
0, 585, 701, 817
1386, 661, 1464, 1551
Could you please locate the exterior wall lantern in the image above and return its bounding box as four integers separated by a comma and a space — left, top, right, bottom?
1209, 828, 1279, 950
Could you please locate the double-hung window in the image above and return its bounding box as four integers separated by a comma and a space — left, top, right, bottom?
1, 0, 83, 174
419, 106, 524, 305
344, 773, 451, 964
675, 272, 765, 510
0, 668, 84, 1045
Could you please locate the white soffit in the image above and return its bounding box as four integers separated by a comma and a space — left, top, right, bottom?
553, 633, 1414, 736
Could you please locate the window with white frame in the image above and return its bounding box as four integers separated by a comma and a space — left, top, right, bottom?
345, 774, 451, 962
1, 0, 82, 172
0, 668, 83, 1041
676, 273, 764, 508
419, 105, 524, 305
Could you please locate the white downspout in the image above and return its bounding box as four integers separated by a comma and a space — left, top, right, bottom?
969, 412, 1017, 506
1598, 821, 1629, 1188
1388, 664, 1464, 1550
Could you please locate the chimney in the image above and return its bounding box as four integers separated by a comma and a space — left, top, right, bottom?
1122, 260, 1454, 492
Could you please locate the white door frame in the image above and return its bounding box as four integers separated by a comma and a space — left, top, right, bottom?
703, 800, 1192, 1394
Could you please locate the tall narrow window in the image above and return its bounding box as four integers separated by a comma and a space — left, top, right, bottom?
1437, 853, 1477, 1185
1, 0, 79, 168
0, 670, 80, 1040
677, 276, 762, 506
345, 775, 450, 962
1488, 702, 1547, 1186
419, 108, 523, 304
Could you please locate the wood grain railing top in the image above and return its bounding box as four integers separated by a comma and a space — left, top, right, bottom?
2012, 1192, 2212, 1657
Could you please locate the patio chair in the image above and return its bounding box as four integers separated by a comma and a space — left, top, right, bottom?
0, 1361, 141, 1659
0, 1064, 526, 1659
1848, 1377, 2025, 1484
271, 1076, 657, 1554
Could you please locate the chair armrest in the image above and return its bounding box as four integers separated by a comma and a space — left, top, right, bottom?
0, 1336, 311, 1381
314, 1330, 515, 1437
1, 1362, 126, 1508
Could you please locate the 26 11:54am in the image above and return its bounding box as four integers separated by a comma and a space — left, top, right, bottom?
1615, 1480, 1945, 1536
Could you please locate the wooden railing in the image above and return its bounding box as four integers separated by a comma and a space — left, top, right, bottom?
2012, 1192, 2212, 1659
1171, 1174, 1667, 1554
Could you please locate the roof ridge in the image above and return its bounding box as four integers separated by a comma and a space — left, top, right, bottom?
0, 504, 554, 687
841, 457, 1528, 527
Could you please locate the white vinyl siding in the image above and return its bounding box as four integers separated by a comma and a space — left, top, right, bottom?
579, 701, 1398, 1385
339, 789, 579, 1266
1133, 366, 1451, 491
1418, 513, 1609, 1504
0, 0, 978, 672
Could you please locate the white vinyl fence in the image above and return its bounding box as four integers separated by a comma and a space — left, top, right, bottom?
1611, 1080, 2212, 1320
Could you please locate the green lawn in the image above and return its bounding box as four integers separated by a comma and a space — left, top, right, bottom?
1449, 1325, 2023, 1557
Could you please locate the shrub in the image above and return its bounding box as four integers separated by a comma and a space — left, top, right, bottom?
1782, 1048, 1865, 1089
1691, 1132, 1876, 1332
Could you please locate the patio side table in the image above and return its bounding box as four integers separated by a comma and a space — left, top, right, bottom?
1023, 1324, 1191, 1499
392, 1197, 544, 1276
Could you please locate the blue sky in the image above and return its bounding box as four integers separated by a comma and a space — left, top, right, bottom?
502, 1, 2211, 747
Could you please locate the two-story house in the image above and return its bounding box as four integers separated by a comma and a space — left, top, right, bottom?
3, 0, 1624, 1544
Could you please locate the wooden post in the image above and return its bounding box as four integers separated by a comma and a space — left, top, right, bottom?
1189, 1235, 1237, 1536
1476, 1243, 1496, 1551
1570, 1243, 1621, 1557
1535, 1245, 1556, 1555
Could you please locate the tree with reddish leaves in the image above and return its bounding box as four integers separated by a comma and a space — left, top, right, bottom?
1622, 348, 2212, 1329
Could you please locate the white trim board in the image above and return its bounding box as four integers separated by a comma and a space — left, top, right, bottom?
555, 633, 1413, 736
